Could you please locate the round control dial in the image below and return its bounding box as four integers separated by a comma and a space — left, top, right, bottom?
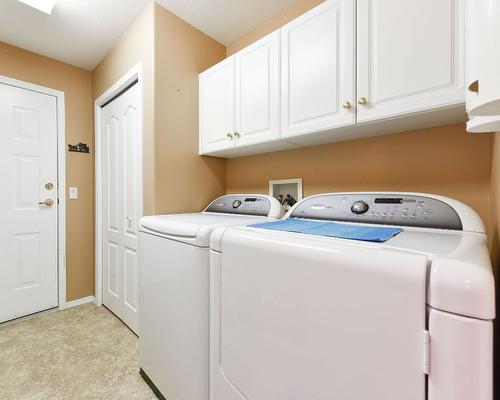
232, 200, 242, 209
351, 200, 369, 215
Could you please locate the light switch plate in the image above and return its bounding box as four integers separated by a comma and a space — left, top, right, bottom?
69, 187, 78, 199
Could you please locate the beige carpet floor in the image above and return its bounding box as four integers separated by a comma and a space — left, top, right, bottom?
0, 304, 157, 400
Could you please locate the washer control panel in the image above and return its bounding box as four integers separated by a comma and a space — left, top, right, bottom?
205, 195, 272, 216
290, 194, 463, 230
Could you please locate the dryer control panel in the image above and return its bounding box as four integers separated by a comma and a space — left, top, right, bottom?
290, 194, 463, 230
205, 195, 272, 217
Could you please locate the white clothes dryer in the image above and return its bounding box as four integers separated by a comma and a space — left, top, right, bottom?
138, 194, 281, 400
209, 192, 495, 400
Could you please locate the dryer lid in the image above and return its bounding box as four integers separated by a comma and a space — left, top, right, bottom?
139, 213, 276, 246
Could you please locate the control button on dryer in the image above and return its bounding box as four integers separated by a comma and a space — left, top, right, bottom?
351, 201, 369, 215
232, 200, 242, 208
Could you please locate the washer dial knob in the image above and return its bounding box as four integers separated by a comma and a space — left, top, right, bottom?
232, 200, 242, 208
351, 200, 369, 215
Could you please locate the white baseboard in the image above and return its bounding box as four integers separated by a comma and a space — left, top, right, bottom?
65, 296, 96, 309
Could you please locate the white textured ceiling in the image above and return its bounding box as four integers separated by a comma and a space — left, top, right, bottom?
155, 0, 298, 45
0, 0, 152, 70
0, 0, 299, 71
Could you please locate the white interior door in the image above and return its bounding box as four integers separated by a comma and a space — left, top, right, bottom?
101, 83, 142, 334
280, 0, 356, 138
234, 30, 280, 146
356, 0, 465, 122
0, 83, 59, 323
199, 56, 236, 154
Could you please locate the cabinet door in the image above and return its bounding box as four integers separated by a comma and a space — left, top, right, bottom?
281, 0, 355, 139
357, 0, 465, 123
466, 0, 500, 116
235, 31, 280, 146
199, 57, 235, 154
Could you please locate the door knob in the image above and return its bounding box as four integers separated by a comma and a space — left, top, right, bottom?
226, 132, 233, 139
233, 131, 240, 138
38, 199, 54, 206
343, 101, 352, 110
358, 97, 368, 105
126, 217, 133, 223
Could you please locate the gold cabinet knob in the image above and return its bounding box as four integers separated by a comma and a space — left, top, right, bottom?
38, 198, 54, 206
343, 101, 352, 110
358, 97, 368, 105
468, 80, 479, 93
226, 132, 233, 139
233, 131, 240, 138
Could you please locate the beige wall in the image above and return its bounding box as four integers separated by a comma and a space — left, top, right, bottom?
226, 0, 324, 56
226, 124, 492, 233
0, 41, 93, 302
154, 4, 226, 213
92, 3, 156, 215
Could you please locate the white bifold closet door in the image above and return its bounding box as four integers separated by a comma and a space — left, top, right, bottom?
101, 83, 141, 334
0, 83, 59, 323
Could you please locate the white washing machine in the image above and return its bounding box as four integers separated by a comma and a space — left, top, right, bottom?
138, 194, 282, 400
210, 192, 495, 400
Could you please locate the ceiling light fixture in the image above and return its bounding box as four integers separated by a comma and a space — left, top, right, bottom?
17, 0, 57, 15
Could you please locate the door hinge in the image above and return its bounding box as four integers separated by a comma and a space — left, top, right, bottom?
423, 330, 430, 375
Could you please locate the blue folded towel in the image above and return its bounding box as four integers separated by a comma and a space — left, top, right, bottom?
249, 218, 401, 243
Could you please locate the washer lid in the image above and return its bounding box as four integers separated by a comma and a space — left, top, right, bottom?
139, 213, 275, 246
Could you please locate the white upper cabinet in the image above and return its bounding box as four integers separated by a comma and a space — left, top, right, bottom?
199, 0, 466, 157
235, 31, 280, 146
199, 56, 235, 154
356, 0, 465, 123
465, 0, 500, 117
281, 0, 355, 138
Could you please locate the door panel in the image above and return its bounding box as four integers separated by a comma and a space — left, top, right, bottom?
106, 116, 119, 232
16, 233, 41, 288
199, 57, 235, 153
0, 83, 58, 323
281, 0, 356, 138
357, 0, 464, 122
124, 106, 139, 236
124, 247, 138, 310
235, 31, 280, 146
102, 83, 141, 333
